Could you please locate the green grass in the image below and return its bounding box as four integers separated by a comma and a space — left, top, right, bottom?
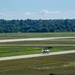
0, 46, 75, 57
0, 53, 75, 75
0, 38, 75, 57
0, 32, 75, 57
0, 32, 75, 39
50, 46, 75, 52
0, 46, 41, 57
0, 32, 75, 75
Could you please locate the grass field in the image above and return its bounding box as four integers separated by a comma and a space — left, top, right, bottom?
0, 32, 75, 75
0, 53, 75, 75
0, 32, 75, 39
0, 32, 75, 57
0, 46, 75, 57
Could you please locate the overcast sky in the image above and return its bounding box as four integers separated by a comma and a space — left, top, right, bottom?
0, 0, 75, 20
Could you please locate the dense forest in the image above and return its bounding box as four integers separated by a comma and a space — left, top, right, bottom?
0, 19, 75, 33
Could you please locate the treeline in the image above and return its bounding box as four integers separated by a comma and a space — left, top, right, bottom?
0, 19, 75, 33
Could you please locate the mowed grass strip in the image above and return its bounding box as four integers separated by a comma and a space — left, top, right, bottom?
0, 53, 75, 75
0, 46, 75, 57
0, 46, 41, 57
0, 32, 75, 39
0, 32, 75, 57
0, 39, 75, 57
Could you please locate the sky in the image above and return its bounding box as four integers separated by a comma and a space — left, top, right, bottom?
0, 0, 75, 20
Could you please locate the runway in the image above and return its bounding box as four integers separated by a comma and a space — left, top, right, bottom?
0, 50, 75, 61
0, 37, 75, 43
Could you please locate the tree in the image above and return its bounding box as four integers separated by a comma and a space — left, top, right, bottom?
0, 19, 75, 33
39, 27, 49, 32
